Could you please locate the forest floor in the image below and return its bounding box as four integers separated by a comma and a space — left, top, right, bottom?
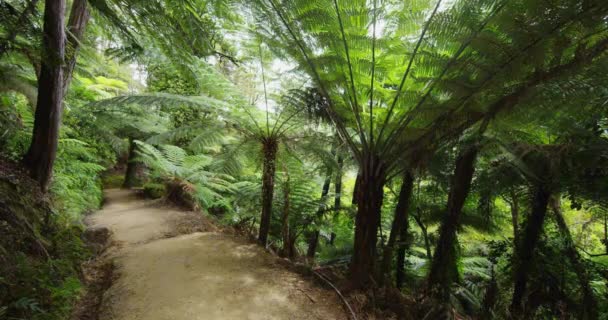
84, 189, 347, 320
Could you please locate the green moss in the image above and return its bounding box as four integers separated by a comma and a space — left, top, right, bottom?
143, 182, 166, 199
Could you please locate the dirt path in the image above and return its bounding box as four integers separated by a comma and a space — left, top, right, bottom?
88, 189, 346, 320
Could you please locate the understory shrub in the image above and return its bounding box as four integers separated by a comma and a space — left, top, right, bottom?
143, 182, 166, 199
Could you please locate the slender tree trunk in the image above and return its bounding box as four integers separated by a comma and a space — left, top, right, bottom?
413, 212, 432, 260
63, 0, 90, 93
510, 183, 551, 317
335, 154, 343, 210
428, 145, 478, 302
0, 0, 40, 56
379, 171, 414, 287
280, 168, 293, 258
122, 138, 140, 188
258, 139, 278, 246
306, 171, 332, 258
22, 0, 66, 192
349, 156, 386, 288
550, 196, 597, 320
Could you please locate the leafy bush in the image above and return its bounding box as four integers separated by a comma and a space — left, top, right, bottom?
143, 182, 166, 199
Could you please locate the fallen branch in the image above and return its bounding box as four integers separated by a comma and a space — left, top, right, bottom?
312, 270, 358, 320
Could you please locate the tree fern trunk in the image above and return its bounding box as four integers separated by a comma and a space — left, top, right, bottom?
22, 0, 65, 192
349, 155, 386, 288
510, 183, 551, 317
122, 138, 139, 188
258, 138, 278, 246
380, 171, 414, 287
63, 0, 90, 93
550, 196, 597, 320
428, 145, 478, 302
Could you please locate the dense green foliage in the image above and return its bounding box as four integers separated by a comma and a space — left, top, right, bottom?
1, 0, 608, 319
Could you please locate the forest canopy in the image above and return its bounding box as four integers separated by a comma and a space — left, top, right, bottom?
1, 0, 608, 319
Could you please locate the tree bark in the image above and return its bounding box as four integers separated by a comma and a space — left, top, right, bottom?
428, 145, 478, 302
258, 138, 278, 246
122, 138, 139, 188
306, 172, 331, 258
550, 196, 597, 320
349, 156, 386, 288
379, 171, 414, 287
335, 154, 343, 210
22, 0, 65, 192
510, 183, 551, 317
63, 0, 90, 93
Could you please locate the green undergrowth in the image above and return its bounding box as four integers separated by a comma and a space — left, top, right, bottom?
143, 182, 166, 199
0, 159, 98, 320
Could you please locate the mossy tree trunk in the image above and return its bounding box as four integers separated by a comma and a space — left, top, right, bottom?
23, 0, 66, 192
427, 145, 478, 302
122, 138, 140, 189
379, 171, 414, 287
258, 138, 278, 247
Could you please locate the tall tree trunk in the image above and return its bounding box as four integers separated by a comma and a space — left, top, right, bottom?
0, 0, 40, 56
550, 196, 597, 320
306, 172, 332, 258
349, 156, 386, 288
122, 138, 139, 188
258, 138, 278, 246
428, 145, 478, 302
63, 0, 90, 93
379, 171, 414, 287
510, 183, 551, 317
22, 0, 66, 192
280, 168, 293, 258
335, 154, 343, 210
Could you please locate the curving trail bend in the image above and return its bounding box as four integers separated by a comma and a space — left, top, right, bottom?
89, 189, 346, 320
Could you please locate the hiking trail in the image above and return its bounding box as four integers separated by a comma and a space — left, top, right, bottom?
88, 189, 346, 320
